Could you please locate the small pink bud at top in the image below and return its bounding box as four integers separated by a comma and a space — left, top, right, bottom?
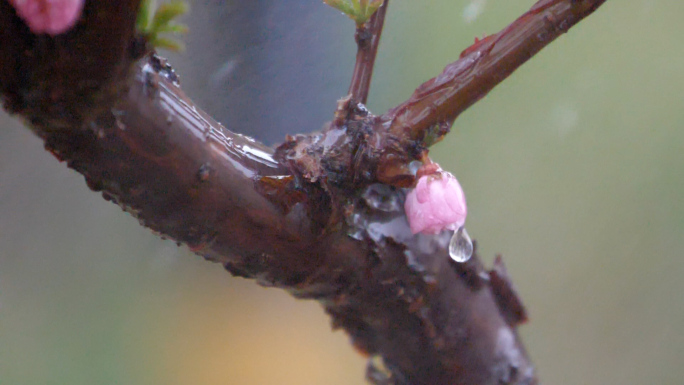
9, 0, 84, 36
404, 168, 467, 235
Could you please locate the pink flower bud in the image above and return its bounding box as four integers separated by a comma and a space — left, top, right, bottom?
404, 169, 467, 235
9, 0, 84, 35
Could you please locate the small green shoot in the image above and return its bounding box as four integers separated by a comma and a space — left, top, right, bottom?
137, 0, 189, 52
323, 0, 384, 25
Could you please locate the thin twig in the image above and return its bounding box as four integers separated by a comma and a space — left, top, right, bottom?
381, 0, 607, 144
347, 0, 389, 105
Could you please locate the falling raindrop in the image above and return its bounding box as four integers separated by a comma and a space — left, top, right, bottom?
449, 227, 473, 263
463, 0, 487, 24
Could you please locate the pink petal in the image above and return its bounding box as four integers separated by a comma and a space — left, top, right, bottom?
9, 0, 84, 35
443, 177, 467, 219
405, 171, 467, 235
415, 175, 431, 204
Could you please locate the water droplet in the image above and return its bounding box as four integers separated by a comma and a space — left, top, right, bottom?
362, 184, 401, 212
112, 108, 127, 130
197, 163, 212, 182
449, 227, 473, 263
366, 355, 393, 384
463, 0, 487, 24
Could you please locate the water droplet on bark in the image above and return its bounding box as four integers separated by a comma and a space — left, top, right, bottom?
362, 184, 401, 212
197, 163, 212, 182
449, 227, 473, 263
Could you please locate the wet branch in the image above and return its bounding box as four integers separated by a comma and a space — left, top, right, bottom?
378, 0, 607, 156
347, 0, 388, 106
0, 0, 608, 384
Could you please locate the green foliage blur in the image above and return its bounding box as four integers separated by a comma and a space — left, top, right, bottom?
137, 0, 189, 52
1, 1, 683, 384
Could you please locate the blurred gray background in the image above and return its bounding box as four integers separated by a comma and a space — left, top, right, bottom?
2, 1, 683, 384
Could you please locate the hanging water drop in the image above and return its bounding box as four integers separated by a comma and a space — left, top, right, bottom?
449, 227, 473, 263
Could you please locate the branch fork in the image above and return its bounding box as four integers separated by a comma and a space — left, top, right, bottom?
0, 0, 608, 384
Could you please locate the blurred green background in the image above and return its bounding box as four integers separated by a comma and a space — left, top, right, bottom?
2, 1, 683, 384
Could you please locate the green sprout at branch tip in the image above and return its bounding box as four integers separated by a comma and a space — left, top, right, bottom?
323, 0, 384, 25
137, 0, 189, 52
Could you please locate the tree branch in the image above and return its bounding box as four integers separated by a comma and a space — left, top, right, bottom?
347, 0, 388, 106
373, 0, 607, 183
0, 0, 608, 384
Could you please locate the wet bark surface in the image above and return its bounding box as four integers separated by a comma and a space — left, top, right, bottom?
0, 1, 607, 383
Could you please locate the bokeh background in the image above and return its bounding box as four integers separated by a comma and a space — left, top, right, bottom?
2, 1, 683, 384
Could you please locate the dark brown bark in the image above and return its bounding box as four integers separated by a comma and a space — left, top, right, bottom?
347, 0, 389, 106
0, 0, 607, 384
373, 0, 608, 184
